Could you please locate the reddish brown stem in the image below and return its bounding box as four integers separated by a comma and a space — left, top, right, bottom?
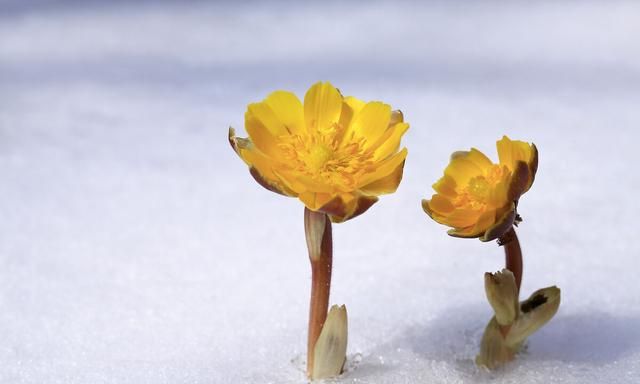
304, 207, 333, 377
502, 227, 522, 294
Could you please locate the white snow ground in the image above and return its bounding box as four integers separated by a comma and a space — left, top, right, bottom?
1, 1, 639, 383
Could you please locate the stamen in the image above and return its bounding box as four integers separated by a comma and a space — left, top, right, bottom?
277, 124, 374, 190
454, 165, 511, 210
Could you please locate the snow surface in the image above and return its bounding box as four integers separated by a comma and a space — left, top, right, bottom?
1, 1, 640, 383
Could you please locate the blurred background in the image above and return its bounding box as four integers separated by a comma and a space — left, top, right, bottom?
1, 1, 639, 383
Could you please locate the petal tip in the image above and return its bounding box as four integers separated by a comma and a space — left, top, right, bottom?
390, 109, 404, 125
421, 199, 431, 214
228, 126, 237, 152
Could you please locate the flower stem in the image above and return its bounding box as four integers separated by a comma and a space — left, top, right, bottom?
501, 227, 522, 294
304, 207, 333, 377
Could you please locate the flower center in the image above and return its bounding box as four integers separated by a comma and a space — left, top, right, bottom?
278, 124, 374, 191
456, 165, 507, 208
467, 176, 491, 202
308, 144, 333, 172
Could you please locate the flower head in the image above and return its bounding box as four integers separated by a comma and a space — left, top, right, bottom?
422, 136, 537, 241
230, 82, 409, 222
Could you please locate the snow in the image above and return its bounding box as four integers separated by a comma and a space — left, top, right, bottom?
1, 1, 639, 383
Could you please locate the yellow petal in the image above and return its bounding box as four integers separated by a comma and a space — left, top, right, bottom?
422, 199, 449, 225
371, 122, 410, 161
268, 169, 303, 196
245, 103, 285, 158
488, 167, 511, 206
298, 192, 316, 209
304, 82, 343, 133
264, 90, 305, 134
511, 142, 533, 165
295, 174, 334, 193
429, 194, 455, 215
359, 155, 406, 195
497, 136, 534, 172
447, 227, 480, 238
237, 147, 296, 197
271, 168, 333, 196
445, 208, 483, 228
496, 136, 514, 168
421, 199, 431, 215
467, 148, 494, 171
248, 167, 292, 196
471, 208, 498, 235
347, 101, 391, 148
447, 207, 496, 238
338, 96, 366, 135
432, 175, 458, 198
237, 147, 274, 180
299, 191, 335, 211
334, 96, 366, 145
358, 147, 408, 187
344, 96, 366, 113
444, 155, 484, 186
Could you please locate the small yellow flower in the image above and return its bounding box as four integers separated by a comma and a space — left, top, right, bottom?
229, 82, 409, 222
422, 136, 538, 241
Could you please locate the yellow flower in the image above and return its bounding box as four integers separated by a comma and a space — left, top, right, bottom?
422, 136, 538, 241
229, 82, 409, 222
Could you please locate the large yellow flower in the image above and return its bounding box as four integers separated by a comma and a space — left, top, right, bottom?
229, 82, 409, 222
422, 136, 538, 241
